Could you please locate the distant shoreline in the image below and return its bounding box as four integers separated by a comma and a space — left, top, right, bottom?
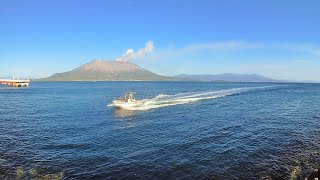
30, 80, 319, 84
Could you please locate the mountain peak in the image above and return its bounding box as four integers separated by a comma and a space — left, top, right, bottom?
76, 60, 143, 73
39, 60, 175, 81
90, 59, 105, 63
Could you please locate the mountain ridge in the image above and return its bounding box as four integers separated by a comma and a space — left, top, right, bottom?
173, 73, 280, 82
38, 60, 176, 81
37, 60, 282, 82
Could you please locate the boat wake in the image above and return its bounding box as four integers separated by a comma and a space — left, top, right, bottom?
108, 85, 282, 111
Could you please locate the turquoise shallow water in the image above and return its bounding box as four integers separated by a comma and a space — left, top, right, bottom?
0, 82, 319, 179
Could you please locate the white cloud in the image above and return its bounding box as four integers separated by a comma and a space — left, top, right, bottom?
125, 40, 320, 81
115, 41, 155, 62
293, 59, 313, 64
146, 41, 320, 61
181, 41, 264, 52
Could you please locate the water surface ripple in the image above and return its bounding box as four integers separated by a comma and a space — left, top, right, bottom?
0, 82, 319, 179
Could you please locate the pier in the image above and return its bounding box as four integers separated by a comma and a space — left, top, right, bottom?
0, 78, 30, 87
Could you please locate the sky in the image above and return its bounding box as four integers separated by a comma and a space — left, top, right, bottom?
1, 0, 320, 81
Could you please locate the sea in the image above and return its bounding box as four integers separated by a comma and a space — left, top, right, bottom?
0, 82, 319, 179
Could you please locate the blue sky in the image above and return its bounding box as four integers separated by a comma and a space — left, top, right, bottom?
1, 0, 319, 81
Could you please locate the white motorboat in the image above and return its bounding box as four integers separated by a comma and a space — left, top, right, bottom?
111, 92, 143, 109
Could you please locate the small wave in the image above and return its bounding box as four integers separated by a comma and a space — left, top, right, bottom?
111, 85, 283, 111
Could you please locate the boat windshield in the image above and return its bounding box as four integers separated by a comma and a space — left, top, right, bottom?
125, 93, 135, 101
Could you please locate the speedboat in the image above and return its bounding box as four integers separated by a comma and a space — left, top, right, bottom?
111, 92, 142, 109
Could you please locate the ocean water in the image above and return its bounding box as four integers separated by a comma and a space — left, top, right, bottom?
0, 82, 319, 179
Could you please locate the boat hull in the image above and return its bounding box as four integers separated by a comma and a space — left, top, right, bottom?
112, 100, 142, 109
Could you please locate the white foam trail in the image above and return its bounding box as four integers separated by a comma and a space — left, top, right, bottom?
110, 85, 283, 111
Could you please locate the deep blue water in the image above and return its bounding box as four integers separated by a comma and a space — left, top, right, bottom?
0, 82, 319, 179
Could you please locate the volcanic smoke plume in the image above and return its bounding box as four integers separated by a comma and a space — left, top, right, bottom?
115, 41, 155, 62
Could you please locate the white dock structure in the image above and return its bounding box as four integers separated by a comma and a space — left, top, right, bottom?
0, 78, 30, 87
